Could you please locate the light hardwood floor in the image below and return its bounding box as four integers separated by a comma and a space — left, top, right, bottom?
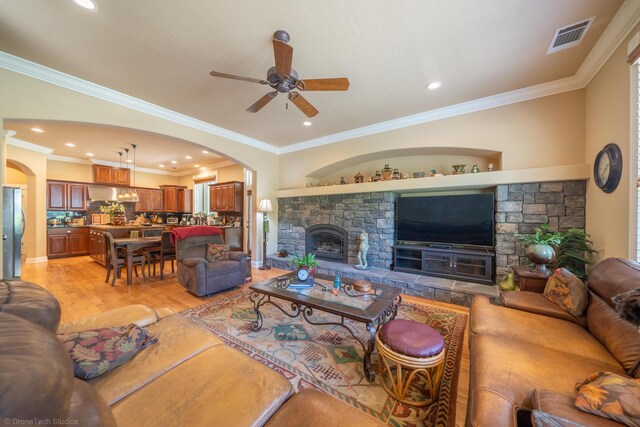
22, 256, 469, 426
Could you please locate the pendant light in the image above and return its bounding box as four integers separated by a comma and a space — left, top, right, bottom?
123, 148, 131, 199
117, 152, 124, 199
131, 144, 138, 200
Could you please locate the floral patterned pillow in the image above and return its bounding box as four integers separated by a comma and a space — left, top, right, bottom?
58, 324, 158, 379
575, 371, 640, 427
206, 243, 230, 262
543, 268, 589, 317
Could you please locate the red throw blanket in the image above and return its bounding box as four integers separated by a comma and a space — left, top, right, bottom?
170, 225, 222, 245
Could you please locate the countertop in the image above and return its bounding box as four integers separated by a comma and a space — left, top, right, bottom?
89, 224, 164, 229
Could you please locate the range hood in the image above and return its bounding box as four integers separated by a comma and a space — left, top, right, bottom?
88, 185, 139, 202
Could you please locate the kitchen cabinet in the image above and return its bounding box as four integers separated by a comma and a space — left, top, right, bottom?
160, 186, 191, 212
47, 227, 89, 258
149, 189, 163, 211
89, 229, 106, 266
93, 165, 130, 186
135, 189, 163, 212
47, 181, 87, 211
209, 181, 243, 212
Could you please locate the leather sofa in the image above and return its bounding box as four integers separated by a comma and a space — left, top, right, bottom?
467, 258, 640, 427
176, 234, 249, 296
0, 280, 385, 427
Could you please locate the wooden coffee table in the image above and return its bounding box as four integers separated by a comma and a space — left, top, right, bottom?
249, 272, 402, 382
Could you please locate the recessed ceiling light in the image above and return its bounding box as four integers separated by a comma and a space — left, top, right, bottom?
65, 142, 76, 147
126, 159, 133, 163
426, 81, 442, 90
31, 127, 44, 133
194, 164, 200, 168
86, 152, 94, 157
159, 164, 165, 168
185, 155, 192, 159
72, 0, 99, 11
303, 121, 312, 126
202, 150, 209, 154
170, 160, 177, 164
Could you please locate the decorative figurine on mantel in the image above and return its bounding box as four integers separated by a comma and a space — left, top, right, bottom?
355, 231, 369, 270
354, 172, 364, 183
471, 165, 480, 173
340, 177, 347, 185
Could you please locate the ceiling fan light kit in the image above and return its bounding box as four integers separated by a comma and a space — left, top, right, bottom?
209, 30, 349, 118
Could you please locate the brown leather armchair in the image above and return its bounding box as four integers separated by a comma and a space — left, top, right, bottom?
176, 234, 249, 296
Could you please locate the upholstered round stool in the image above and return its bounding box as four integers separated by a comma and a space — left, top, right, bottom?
376, 319, 445, 406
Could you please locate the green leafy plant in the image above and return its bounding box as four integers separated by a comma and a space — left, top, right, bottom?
291, 252, 319, 270
515, 224, 563, 246
553, 228, 597, 280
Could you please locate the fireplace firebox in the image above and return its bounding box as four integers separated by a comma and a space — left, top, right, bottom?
306, 225, 349, 264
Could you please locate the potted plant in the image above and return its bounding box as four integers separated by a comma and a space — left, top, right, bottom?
291, 252, 319, 284
100, 201, 126, 225
515, 224, 563, 274
553, 228, 597, 281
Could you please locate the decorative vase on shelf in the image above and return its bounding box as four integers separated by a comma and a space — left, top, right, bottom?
452, 164, 466, 174
526, 244, 555, 274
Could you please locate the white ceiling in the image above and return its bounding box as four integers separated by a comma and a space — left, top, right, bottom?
5, 120, 226, 173
0, 0, 627, 165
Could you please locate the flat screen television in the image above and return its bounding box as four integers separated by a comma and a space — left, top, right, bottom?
396, 194, 494, 247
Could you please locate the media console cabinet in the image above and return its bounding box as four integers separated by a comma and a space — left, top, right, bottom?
392, 244, 495, 284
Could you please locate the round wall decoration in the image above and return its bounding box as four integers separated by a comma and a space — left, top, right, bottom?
593, 143, 623, 193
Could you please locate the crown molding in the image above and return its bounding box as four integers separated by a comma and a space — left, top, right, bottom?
280, 76, 583, 154
575, 0, 640, 85
0, 51, 279, 154
6, 136, 54, 154
48, 154, 91, 164
177, 159, 237, 176
2, 1, 639, 157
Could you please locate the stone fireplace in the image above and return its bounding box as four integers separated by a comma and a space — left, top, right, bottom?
306, 224, 349, 264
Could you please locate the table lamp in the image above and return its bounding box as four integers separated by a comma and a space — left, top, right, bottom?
258, 198, 273, 270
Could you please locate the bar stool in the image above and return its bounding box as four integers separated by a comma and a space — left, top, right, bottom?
376, 319, 445, 406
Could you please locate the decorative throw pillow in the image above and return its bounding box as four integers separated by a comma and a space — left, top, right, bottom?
543, 268, 589, 317
58, 324, 158, 379
206, 243, 230, 262
575, 371, 640, 427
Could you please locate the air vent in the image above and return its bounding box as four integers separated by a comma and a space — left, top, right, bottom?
547, 17, 595, 55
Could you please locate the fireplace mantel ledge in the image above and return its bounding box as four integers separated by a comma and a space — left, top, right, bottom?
276, 164, 590, 198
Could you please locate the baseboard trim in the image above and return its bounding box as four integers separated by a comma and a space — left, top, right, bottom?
25, 256, 48, 264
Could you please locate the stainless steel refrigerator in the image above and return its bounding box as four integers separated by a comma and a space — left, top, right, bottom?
3, 186, 24, 280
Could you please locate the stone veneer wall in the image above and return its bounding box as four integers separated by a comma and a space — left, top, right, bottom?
277, 180, 587, 282
494, 180, 587, 280
277, 192, 397, 268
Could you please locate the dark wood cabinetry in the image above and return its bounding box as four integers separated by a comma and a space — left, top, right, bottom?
393, 245, 495, 285
93, 165, 130, 185
47, 227, 89, 258
160, 186, 191, 212
47, 181, 87, 211
135, 189, 164, 212
89, 229, 106, 266
209, 181, 243, 212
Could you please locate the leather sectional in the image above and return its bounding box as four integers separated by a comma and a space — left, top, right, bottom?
0, 280, 385, 426
468, 258, 640, 426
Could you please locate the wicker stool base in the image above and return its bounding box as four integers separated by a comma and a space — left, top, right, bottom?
376, 334, 445, 407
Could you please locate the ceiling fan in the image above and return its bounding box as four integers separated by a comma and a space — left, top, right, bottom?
209, 30, 349, 118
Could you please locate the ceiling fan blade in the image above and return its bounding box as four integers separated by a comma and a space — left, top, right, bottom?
297, 78, 350, 91
245, 92, 278, 113
273, 40, 293, 76
209, 70, 267, 85
288, 92, 319, 118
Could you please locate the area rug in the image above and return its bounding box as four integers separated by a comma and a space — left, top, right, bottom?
181, 289, 467, 427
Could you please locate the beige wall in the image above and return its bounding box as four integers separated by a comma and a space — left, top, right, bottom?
5, 164, 27, 185
46, 160, 184, 187
0, 68, 279, 261
584, 25, 639, 261
6, 145, 48, 262
279, 90, 585, 189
